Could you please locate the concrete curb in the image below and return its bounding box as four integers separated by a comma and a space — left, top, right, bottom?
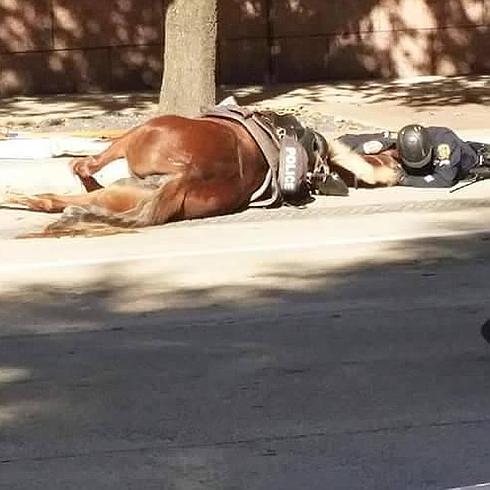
165, 197, 490, 228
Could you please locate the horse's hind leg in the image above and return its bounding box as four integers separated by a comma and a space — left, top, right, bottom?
57, 176, 243, 229
7, 174, 248, 237
4, 183, 155, 216
148, 176, 246, 225
3, 190, 106, 213
8, 184, 157, 238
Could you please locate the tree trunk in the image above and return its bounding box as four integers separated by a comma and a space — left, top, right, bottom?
159, 0, 217, 117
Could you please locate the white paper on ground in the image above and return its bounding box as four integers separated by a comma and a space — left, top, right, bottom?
0, 158, 131, 196
0, 136, 111, 160
1, 160, 87, 195
92, 158, 131, 187
0, 135, 131, 196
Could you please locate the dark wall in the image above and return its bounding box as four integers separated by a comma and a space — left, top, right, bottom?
218, 0, 489, 84
0, 0, 488, 95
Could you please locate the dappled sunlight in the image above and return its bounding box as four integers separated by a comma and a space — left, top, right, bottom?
0, 228, 488, 335
280, 0, 315, 17
0, 92, 158, 125
0, 366, 51, 430
0, 227, 488, 485
357, 75, 490, 108
242, 0, 263, 17
227, 73, 490, 114
219, 0, 264, 29
0, 0, 487, 97
0, 366, 31, 384
0, 3, 488, 484
0, 0, 162, 96
221, 0, 487, 85
55, 6, 78, 33
0, 401, 44, 428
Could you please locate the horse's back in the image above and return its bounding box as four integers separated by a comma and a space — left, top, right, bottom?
123, 115, 247, 178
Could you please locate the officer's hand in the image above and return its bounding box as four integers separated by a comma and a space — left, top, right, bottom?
362, 140, 384, 154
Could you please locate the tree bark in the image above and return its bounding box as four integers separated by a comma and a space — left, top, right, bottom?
159, 0, 217, 117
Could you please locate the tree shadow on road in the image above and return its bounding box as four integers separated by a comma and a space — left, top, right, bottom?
0, 231, 489, 488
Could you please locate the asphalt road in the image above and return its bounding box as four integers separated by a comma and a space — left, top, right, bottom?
0, 200, 490, 489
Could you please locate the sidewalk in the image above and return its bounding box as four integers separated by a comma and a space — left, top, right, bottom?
235, 75, 490, 135
0, 74, 488, 240
1, 75, 488, 135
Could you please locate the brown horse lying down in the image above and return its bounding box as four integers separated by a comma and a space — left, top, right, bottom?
3, 108, 401, 238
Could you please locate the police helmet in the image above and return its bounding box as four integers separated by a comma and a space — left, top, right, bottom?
397, 124, 432, 169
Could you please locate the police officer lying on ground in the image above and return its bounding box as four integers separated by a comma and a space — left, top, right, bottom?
339, 124, 489, 188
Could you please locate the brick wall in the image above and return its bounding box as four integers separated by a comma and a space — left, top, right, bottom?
219, 0, 489, 83
0, 0, 163, 95
0, 0, 488, 95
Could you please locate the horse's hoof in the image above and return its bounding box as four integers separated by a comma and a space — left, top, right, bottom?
481, 319, 490, 344
70, 156, 97, 178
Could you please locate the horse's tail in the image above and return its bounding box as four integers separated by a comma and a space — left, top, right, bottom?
20, 178, 188, 239
18, 203, 151, 238
326, 138, 401, 186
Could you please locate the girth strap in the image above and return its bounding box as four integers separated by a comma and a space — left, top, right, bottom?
201, 104, 282, 207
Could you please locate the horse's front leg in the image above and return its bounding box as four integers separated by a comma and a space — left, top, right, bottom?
70, 132, 133, 178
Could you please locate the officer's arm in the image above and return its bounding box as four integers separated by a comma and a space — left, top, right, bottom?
399, 147, 461, 188
338, 132, 396, 154
362, 133, 398, 154
399, 167, 458, 188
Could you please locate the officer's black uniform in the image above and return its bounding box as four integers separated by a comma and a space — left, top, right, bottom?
338, 127, 480, 188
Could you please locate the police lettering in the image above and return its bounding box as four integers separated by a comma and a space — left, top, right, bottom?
283, 146, 297, 191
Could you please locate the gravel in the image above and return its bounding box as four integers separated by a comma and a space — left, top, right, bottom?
3, 103, 383, 137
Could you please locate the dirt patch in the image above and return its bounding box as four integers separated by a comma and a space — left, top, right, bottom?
2, 105, 382, 139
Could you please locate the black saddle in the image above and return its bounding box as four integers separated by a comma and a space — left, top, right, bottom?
259, 112, 327, 165
261, 112, 348, 198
